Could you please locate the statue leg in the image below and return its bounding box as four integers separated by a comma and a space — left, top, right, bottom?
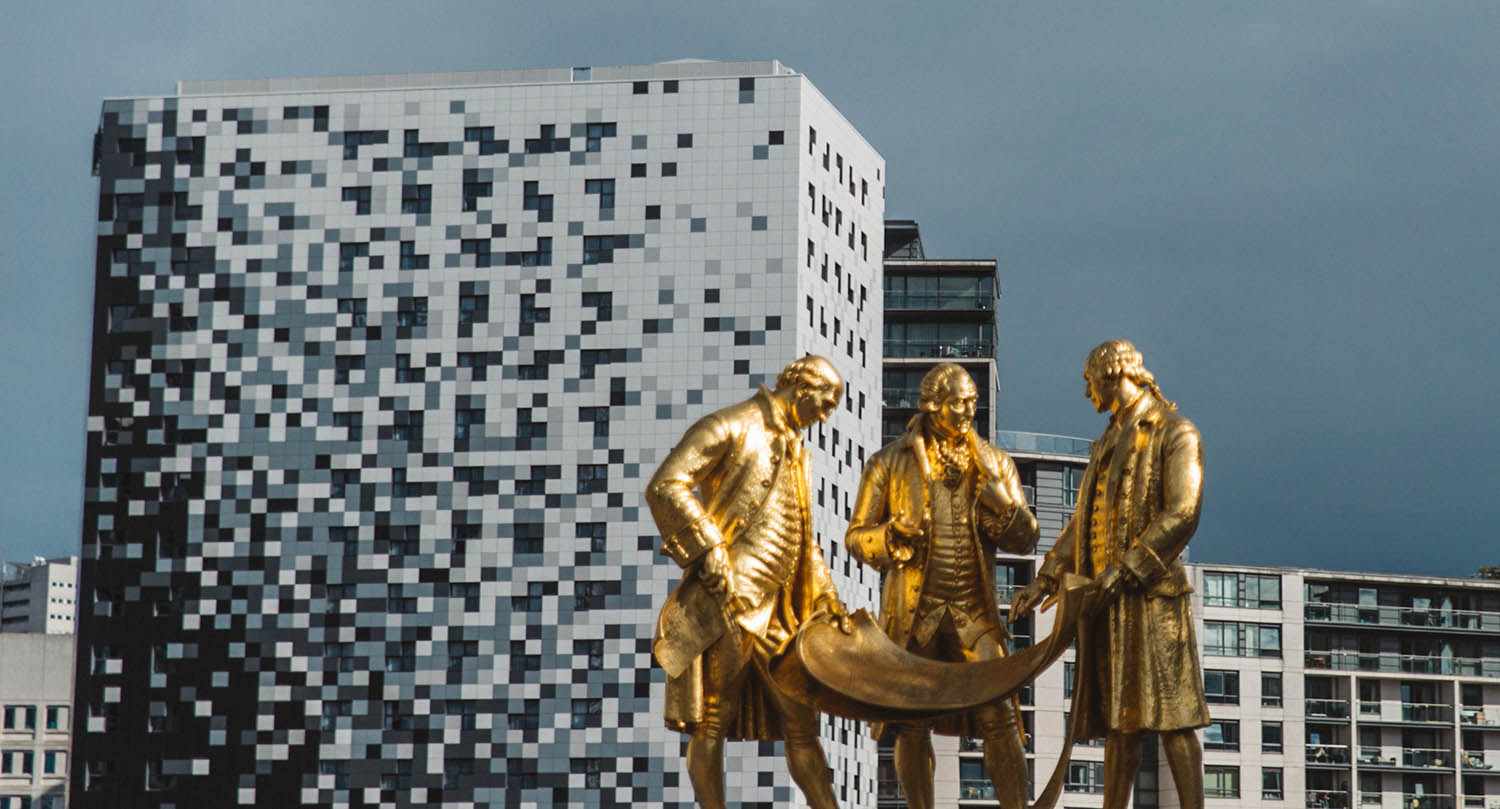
1102, 730, 1142, 809
770, 683, 841, 809
893, 723, 935, 809
967, 634, 1028, 809
1161, 729, 1204, 809
687, 632, 751, 809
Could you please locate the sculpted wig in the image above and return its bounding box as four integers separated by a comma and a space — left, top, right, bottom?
776, 354, 842, 395
1084, 340, 1174, 409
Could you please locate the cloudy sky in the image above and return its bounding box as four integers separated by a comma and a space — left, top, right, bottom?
3, 2, 1498, 576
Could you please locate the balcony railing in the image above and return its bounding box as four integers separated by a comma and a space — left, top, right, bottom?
885, 340, 995, 359
1308, 790, 1352, 808
1304, 650, 1500, 677
885, 292, 994, 311
1403, 747, 1454, 768
961, 780, 998, 800
993, 430, 1094, 459
996, 584, 1023, 604
1402, 794, 1455, 809
1404, 703, 1455, 723
1461, 710, 1500, 727
881, 387, 992, 411
1307, 699, 1352, 718
1308, 744, 1352, 765
1463, 751, 1495, 770
1305, 602, 1500, 631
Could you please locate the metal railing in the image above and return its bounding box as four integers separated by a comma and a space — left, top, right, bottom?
885, 292, 994, 311
1307, 790, 1351, 808
993, 431, 1094, 459
961, 780, 998, 800
1401, 794, 1454, 809
1461, 710, 1500, 726
1307, 699, 1351, 718
884, 340, 995, 359
1308, 744, 1351, 764
1304, 650, 1500, 677
1402, 747, 1453, 768
1403, 703, 1454, 723
1462, 751, 1494, 770
1305, 602, 1500, 631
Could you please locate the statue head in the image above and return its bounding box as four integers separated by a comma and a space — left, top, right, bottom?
774, 355, 843, 430
917, 362, 978, 440
1083, 340, 1171, 414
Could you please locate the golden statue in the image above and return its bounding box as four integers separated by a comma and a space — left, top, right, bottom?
646, 355, 851, 809
845, 363, 1039, 809
1010, 340, 1210, 809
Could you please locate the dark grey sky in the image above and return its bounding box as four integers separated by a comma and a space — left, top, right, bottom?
4, 2, 1498, 576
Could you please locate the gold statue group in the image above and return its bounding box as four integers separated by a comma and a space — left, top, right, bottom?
646, 341, 1209, 809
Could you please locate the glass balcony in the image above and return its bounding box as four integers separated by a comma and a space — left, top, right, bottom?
1463, 750, 1495, 770
1402, 794, 1454, 809
885, 339, 995, 359
882, 387, 922, 409
1360, 791, 1384, 807
1304, 650, 1500, 677
961, 780, 997, 800
1461, 709, 1500, 727
1307, 699, 1352, 719
1402, 747, 1454, 768
1404, 703, 1455, 723
1308, 744, 1351, 765
1305, 603, 1500, 631
885, 292, 994, 311
993, 431, 1093, 458
1308, 789, 1352, 808
995, 584, 1023, 604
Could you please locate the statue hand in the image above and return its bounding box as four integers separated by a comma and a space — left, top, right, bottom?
1095, 566, 1128, 602
885, 511, 923, 564
1009, 578, 1053, 623
697, 545, 735, 599
815, 594, 853, 634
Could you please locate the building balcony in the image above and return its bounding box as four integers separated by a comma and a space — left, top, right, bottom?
1462, 709, 1500, 728
1308, 789, 1353, 809
884, 340, 995, 360
1305, 603, 1500, 632
885, 292, 994, 311
961, 780, 998, 801
1403, 794, 1455, 809
1305, 650, 1500, 677
1405, 703, 1456, 723
1308, 744, 1352, 766
1307, 699, 1352, 719
1403, 747, 1455, 769
993, 430, 1094, 459
1463, 751, 1496, 771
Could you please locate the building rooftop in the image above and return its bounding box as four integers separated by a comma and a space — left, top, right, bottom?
164, 59, 796, 99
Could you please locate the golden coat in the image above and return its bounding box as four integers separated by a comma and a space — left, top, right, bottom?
1037, 393, 1211, 737
845, 424, 1038, 736
645, 388, 837, 739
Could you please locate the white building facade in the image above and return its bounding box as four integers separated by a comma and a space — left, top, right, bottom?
0, 633, 74, 809
79, 60, 884, 808
0, 557, 78, 635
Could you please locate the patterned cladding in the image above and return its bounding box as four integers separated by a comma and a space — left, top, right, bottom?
78, 70, 883, 808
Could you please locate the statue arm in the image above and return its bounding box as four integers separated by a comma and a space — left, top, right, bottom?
1121, 420, 1204, 586
645, 413, 733, 568
977, 448, 1039, 554
845, 455, 898, 569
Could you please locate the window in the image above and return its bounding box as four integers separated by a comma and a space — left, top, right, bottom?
511, 582, 546, 612
2, 751, 33, 775
341, 185, 371, 214
319, 759, 350, 788
1065, 761, 1105, 793
661, 161, 677, 177
43, 706, 66, 731
522, 181, 553, 221
385, 642, 416, 673
1203, 621, 1282, 657
1262, 721, 1283, 753
1062, 466, 1084, 506
43, 750, 64, 775
460, 238, 492, 267
574, 581, 607, 610
1204, 719, 1240, 751
1263, 672, 1284, 707
578, 639, 604, 670
577, 464, 608, 494
1204, 766, 1240, 799
570, 698, 602, 729
380, 761, 413, 790
338, 242, 368, 272
336, 297, 367, 326
1204, 571, 1283, 609
443, 758, 476, 789
394, 354, 422, 383
1204, 669, 1241, 704
145, 759, 175, 791
448, 640, 478, 671
458, 294, 488, 325
584, 122, 615, 152
1, 706, 34, 730
391, 411, 423, 442
1262, 767, 1283, 800
330, 470, 358, 499
396, 297, 428, 328
677, 133, 693, 148
398, 240, 428, 270
455, 409, 483, 442
402, 184, 432, 214
664, 80, 678, 93
584, 178, 615, 210
462, 169, 493, 211
1063, 662, 1075, 698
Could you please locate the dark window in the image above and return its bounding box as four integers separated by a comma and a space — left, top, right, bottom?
584, 178, 615, 210
584, 122, 616, 152
401, 184, 431, 214
522, 181, 553, 221
460, 238, 492, 267
571, 698, 602, 728
394, 354, 422, 383
661, 162, 677, 177
630, 163, 646, 178
334, 355, 365, 384
1205, 669, 1241, 704
341, 186, 371, 214
338, 242, 368, 272
577, 464, 608, 494
396, 297, 428, 328
663, 80, 678, 93
677, 133, 693, 148
399, 240, 428, 270
337, 297, 367, 326
459, 294, 489, 325
574, 580, 607, 610
632, 81, 648, 94
392, 410, 424, 442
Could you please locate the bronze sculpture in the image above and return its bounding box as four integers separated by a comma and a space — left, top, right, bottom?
1011, 340, 1210, 809
646, 355, 850, 809
845, 363, 1038, 809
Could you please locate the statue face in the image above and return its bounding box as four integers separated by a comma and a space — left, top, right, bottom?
930, 375, 978, 439
1084, 370, 1121, 414
791, 380, 842, 430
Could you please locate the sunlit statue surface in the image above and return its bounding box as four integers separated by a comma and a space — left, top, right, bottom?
1011, 340, 1210, 809
646, 355, 850, 809
845, 363, 1038, 809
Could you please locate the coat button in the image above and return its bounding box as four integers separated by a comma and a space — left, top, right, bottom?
761, 479, 772, 488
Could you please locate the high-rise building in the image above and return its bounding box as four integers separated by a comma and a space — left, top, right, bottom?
0, 557, 79, 634
77, 60, 885, 807
0, 632, 74, 809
